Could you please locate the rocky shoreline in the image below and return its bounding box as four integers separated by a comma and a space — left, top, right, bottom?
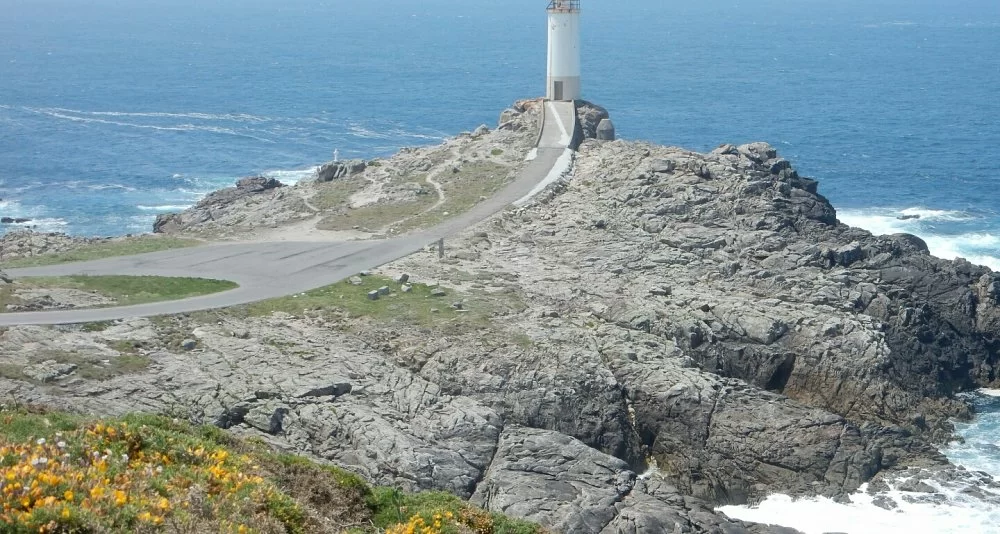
1, 102, 998, 533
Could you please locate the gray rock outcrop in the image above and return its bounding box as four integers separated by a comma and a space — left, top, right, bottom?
316, 160, 367, 183
576, 100, 611, 140
3, 117, 998, 533
153, 176, 297, 235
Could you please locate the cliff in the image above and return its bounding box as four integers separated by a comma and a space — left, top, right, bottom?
2, 102, 999, 533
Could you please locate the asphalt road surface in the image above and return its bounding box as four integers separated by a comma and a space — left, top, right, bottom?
0, 101, 579, 326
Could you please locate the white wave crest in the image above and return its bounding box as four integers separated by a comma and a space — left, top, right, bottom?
4, 217, 69, 232
262, 166, 320, 186
839, 207, 1000, 271
347, 123, 392, 140
897, 207, 971, 221
719, 479, 1000, 534
23, 108, 275, 143
87, 183, 138, 192
31, 107, 272, 123
944, 391, 1000, 476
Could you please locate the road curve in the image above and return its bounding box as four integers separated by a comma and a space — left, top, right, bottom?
0, 101, 580, 326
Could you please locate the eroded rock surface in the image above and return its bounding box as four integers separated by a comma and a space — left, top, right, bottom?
3, 130, 998, 532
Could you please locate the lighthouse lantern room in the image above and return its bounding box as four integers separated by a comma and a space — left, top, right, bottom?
546, 0, 581, 101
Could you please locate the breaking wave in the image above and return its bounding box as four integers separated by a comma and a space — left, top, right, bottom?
261, 166, 320, 186
838, 207, 1000, 271
720, 390, 1000, 533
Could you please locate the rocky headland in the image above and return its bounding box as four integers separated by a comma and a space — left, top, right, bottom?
2, 100, 999, 533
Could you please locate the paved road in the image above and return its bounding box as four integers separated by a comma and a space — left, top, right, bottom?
0, 101, 579, 326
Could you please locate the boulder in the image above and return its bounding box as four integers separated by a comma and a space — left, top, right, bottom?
316, 160, 367, 183
576, 100, 611, 140
22, 361, 77, 383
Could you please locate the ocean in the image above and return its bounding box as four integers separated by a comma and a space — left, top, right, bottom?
2, 0, 999, 531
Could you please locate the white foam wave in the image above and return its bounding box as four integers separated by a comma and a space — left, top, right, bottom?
5, 217, 69, 232
33, 107, 272, 123
347, 123, 392, 140
87, 183, 137, 192
719, 480, 1000, 534
839, 207, 1000, 271
136, 204, 192, 212
262, 166, 319, 186
24, 108, 275, 143
943, 390, 1000, 476
897, 207, 971, 221
922, 235, 1000, 271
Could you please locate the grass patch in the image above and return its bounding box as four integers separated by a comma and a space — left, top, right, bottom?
370, 488, 542, 534
491, 148, 505, 156
0, 407, 544, 534
1, 235, 201, 268
394, 162, 513, 233
3, 275, 238, 312
309, 176, 367, 211
81, 321, 115, 332
238, 276, 468, 327
317, 194, 436, 232
0, 348, 153, 384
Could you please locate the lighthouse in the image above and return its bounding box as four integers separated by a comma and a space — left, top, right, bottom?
546, 0, 581, 101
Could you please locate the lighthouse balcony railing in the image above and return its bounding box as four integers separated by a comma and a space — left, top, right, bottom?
547, 1, 580, 13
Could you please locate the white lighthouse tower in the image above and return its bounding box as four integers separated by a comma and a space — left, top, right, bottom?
546, 0, 581, 101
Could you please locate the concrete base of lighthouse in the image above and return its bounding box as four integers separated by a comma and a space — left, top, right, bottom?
546, 76, 581, 101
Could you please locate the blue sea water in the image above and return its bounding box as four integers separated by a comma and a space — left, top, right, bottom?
2, 0, 1000, 531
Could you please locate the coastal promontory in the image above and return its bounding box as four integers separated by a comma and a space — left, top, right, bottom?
2, 101, 998, 533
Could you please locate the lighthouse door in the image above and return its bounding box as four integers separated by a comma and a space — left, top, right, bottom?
553, 81, 564, 101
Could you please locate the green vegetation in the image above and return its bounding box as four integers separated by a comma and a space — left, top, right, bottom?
392, 162, 512, 233
0, 348, 152, 384
225, 274, 527, 343
308, 176, 367, 212
1, 236, 201, 268
238, 275, 469, 327
0, 407, 545, 534
1, 275, 238, 312
313, 160, 514, 235
490, 148, 505, 156
317, 194, 436, 232
81, 321, 115, 333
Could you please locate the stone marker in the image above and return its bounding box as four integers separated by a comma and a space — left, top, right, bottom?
401, 284, 413, 293
367, 290, 380, 301
378, 286, 391, 296
396, 273, 410, 284
596, 118, 616, 141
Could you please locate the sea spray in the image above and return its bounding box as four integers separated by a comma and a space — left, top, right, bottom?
838, 208, 1000, 271
719, 390, 1000, 534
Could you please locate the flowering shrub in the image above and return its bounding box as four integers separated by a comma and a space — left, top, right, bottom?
0, 413, 293, 533
0, 408, 544, 534
372, 489, 542, 534
385, 508, 501, 534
